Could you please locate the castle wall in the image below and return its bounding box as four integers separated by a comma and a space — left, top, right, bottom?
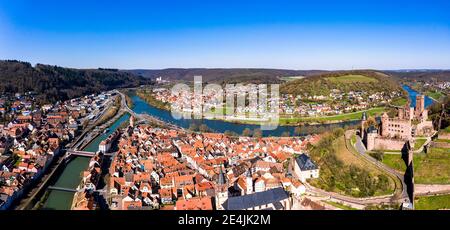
366, 133, 377, 151
438, 132, 450, 140
371, 137, 406, 151
382, 118, 412, 139
415, 120, 433, 136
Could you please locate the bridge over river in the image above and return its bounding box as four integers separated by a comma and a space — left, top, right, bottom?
65, 149, 114, 159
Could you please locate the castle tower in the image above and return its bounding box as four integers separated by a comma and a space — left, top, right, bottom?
415, 95, 425, 118
129, 116, 135, 128
381, 112, 389, 137
215, 166, 229, 210
245, 169, 253, 195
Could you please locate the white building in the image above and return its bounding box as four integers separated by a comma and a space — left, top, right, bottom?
294, 154, 319, 183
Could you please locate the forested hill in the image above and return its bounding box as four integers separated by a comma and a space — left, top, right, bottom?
385, 70, 450, 82
280, 70, 402, 96
0, 60, 151, 103
126, 68, 327, 84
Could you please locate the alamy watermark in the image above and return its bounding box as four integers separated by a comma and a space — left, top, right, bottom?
170, 76, 280, 130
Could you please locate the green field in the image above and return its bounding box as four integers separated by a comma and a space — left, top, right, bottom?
391, 97, 408, 106
221, 107, 386, 125
415, 194, 450, 210
382, 154, 407, 172
382, 148, 450, 184
324, 201, 358, 210
326, 74, 379, 84
281, 76, 305, 82
444, 126, 450, 133
435, 139, 450, 143
414, 138, 427, 150
279, 107, 385, 124
426, 91, 443, 101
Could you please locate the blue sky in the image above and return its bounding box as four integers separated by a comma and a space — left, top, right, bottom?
0, 0, 449, 70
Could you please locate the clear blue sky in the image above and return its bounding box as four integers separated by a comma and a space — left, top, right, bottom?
0, 0, 449, 70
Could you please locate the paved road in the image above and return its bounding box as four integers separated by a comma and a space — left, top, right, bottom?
302, 130, 410, 206
415, 184, 450, 196
348, 130, 409, 202
303, 182, 397, 205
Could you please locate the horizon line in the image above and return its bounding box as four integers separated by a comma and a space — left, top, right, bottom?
2, 59, 450, 72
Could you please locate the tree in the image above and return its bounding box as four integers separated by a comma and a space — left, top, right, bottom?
242, 128, 252, 137
199, 124, 210, 133
294, 126, 303, 136
369, 150, 384, 161
281, 131, 291, 137
253, 129, 263, 138
189, 124, 198, 132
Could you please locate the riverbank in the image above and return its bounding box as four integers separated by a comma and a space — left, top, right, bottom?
129, 92, 365, 137
39, 113, 130, 210
136, 89, 387, 126
32, 93, 129, 210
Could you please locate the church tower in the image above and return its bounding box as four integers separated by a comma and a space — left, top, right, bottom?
215, 166, 229, 210
245, 169, 253, 195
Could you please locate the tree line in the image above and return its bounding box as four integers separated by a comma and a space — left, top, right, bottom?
0, 60, 152, 104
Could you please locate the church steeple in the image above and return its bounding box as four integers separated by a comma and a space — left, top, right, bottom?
215, 165, 229, 210
218, 165, 227, 185
245, 168, 253, 195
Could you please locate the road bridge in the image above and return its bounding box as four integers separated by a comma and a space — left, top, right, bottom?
47, 186, 81, 193
66, 149, 96, 158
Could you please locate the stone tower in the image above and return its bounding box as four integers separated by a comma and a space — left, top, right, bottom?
381, 112, 389, 137
129, 115, 135, 128
215, 166, 229, 210
415, 95, 425, 118
361, 112, 367, 140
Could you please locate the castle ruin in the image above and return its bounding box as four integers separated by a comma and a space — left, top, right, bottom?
361, 95, 434, 151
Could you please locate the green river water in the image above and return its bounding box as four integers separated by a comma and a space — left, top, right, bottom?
41, 114, 130, 210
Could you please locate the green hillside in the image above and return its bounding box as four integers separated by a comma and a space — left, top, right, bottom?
280, 71, 402, 97
0, 60, 151, 103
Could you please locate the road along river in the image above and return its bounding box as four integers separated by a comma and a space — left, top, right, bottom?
40, 114, 130, 210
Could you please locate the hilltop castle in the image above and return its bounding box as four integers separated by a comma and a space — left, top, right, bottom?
361, 95, 434, 151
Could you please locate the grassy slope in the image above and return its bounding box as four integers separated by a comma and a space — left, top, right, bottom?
382, 148, 450, 184
327, 74, 378, 84
323, 200, 358, 210
310, 136, 396, 197
426, 90, 443, 101
279, 107, 385, 124
382, 154, 407, 172
415, 194, 450, 210
414, 138, 427, 150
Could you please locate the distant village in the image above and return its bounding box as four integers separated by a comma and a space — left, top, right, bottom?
0, 91, 115, 209
150, 85, 402, 120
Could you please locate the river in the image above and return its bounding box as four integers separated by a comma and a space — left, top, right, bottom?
130, 94, 362, 137
129, 85, 434, 136
402, 85, 434, 108
41, 114, 130, 210
38, 85, 432, 209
